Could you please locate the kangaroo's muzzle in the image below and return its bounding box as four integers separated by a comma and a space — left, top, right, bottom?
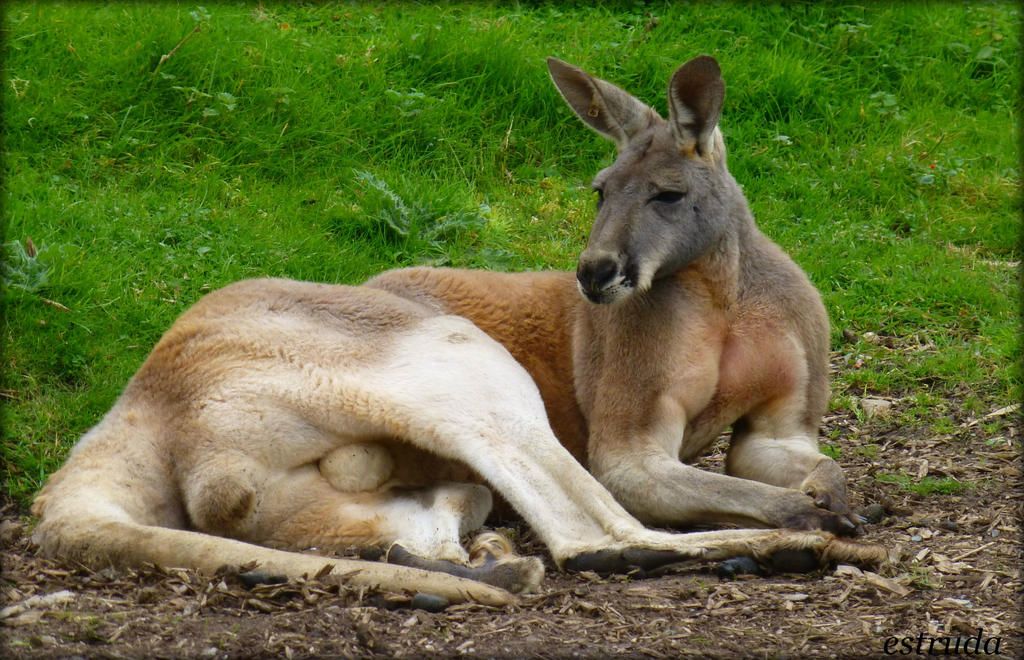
577, 250, 632, 304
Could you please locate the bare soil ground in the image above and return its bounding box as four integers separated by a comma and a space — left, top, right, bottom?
3, 393, 1021, 659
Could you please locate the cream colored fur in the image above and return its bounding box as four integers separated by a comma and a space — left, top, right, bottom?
31, 57, 886, 606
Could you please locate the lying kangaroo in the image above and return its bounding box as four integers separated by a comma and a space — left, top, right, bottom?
31, 56, 883, 606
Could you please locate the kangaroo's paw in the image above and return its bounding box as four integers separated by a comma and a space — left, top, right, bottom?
796, 460, 864, 536
774, 489, 861, 537
386, 534, 544, 594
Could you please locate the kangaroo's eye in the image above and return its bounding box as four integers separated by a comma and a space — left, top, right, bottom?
651, 191, 686, 204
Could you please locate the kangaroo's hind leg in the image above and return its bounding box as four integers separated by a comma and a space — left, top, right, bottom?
181, 445, 544, 593
725, 401, 861, 534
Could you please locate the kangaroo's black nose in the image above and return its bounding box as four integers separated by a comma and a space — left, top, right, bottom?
576, 254, 620, 302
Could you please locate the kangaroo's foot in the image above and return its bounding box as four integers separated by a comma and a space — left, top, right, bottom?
386, 531, 544, 594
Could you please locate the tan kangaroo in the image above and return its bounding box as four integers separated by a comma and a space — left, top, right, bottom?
31, 56, 884, 607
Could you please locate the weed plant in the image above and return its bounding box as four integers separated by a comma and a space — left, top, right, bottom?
2, 3, 1019, 503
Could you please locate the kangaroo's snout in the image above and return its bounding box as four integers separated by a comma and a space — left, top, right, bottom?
576, 250, 631, 304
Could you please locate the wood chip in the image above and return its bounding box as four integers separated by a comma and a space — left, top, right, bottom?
244, 598, 275, 613
2, 610, 44, 627
860, 398, 894, 419
0, 590, 76, 618
932, 555, 970, 575
934, 597, 972, 610
831, 584, 853, 604
951, 541, 996, 562
861, 571, 911, 597
963, 403, 1021, 428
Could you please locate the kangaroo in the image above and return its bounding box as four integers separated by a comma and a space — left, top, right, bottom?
31, 56, 883, 607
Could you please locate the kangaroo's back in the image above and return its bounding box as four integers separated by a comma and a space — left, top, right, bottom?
366, 267, 590, 464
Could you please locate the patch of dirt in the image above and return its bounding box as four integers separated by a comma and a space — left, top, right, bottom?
3, 398, 1021, 659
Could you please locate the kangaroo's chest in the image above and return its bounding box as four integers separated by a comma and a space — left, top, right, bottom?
673, 309, 803, 460
574, 290, 801, 462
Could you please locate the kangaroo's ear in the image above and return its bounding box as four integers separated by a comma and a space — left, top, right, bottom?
667, 55, 725, 156
547, 57, 659, 151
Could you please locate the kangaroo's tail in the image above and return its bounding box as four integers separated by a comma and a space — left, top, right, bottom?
30, 496, 515, 606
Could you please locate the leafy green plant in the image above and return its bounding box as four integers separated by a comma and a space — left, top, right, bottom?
855, 444, 880, 460
1, 240, 48, 293
821, 444, 841, 460
326, 170, 492, 266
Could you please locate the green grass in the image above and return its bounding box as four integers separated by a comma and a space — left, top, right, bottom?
2, 2, 1019, 504
874, 472, 973, 497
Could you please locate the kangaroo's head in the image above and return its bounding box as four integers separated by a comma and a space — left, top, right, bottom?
548, 55, 734, 305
